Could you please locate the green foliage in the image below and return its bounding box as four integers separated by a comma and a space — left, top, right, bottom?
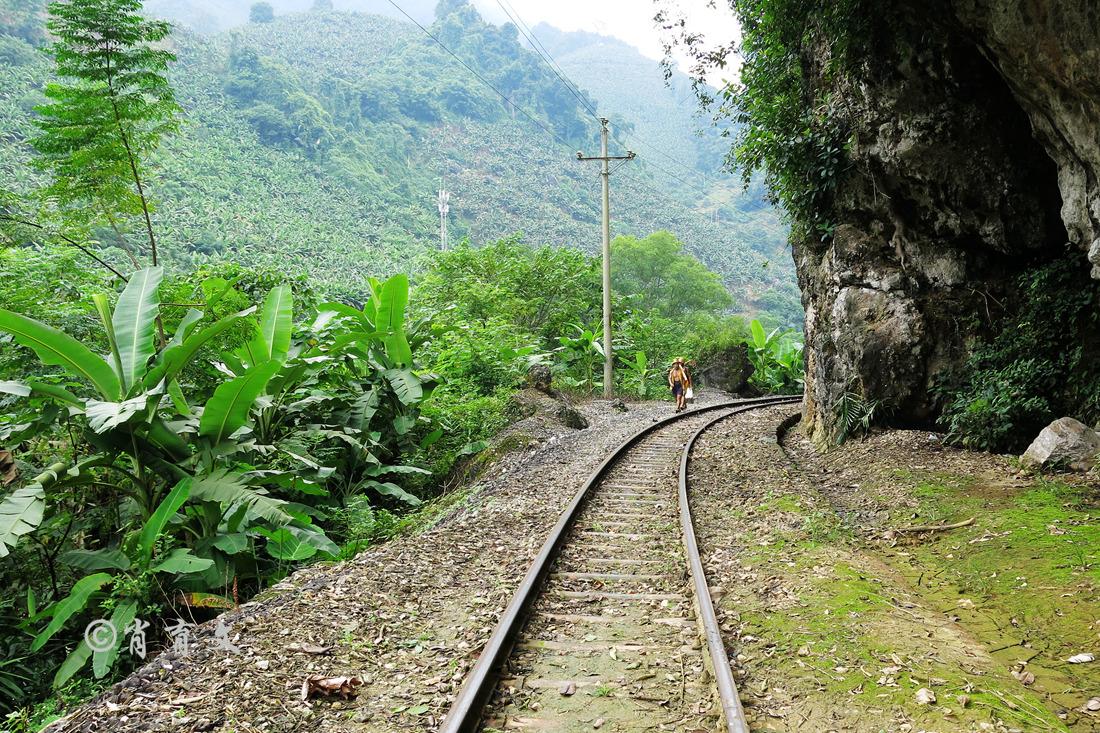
669, 0, 871, 241
611, 231, 732, 316
0, 268, 435, 701
936, 249, 1100, 451
555, 325, 604, 392
620, 351, 655, 399
30, 0, 181, 266
249, 2, 274, 23
416, 237, 601, 345
0, 2, 799, 322
26, 480, 204, 687
746, 318, 803, 394
832, 386, 882, 445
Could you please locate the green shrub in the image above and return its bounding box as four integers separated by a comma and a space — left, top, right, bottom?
937, 249, 1100, 451
746, 319, 804, 394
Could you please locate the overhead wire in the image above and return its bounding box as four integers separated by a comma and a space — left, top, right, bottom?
383, 0, 574, 150
386, 0, 723, 234
487, 0, 729, 203
493, 0, 600, 121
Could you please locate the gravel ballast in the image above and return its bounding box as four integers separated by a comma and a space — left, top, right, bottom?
46, 394, 726, 733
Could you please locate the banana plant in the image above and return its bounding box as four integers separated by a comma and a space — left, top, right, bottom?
746, 318, 804, 394
306, 274, 434, 507
24, 479, 213, 687
555, 325, 604, 391
620, 350, 654, 399
0, 268, 283, 557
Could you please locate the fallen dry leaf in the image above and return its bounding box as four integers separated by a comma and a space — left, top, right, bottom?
1086, 698, 1100, 712
300, 675, 363, 701
0, 450, 16, 487
915, 688, 936, 705
1068, 653, 1095, 664
560, 682, 576, 696
1011, 668, 1035, 685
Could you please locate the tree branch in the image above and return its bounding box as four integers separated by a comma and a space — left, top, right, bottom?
0, 214, 129, 280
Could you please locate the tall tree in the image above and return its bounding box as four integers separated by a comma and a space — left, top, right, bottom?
30, 0, 181, 269
611, 231, 733, 316
249, 2, 275, 23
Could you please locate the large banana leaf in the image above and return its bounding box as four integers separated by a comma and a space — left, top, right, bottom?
0, 459, 91, 557
138, 478, 191, 563
376, 274, 408, 332
0, 380, 79, 408
142, 306, 255, 390
750, 319, 768, 350
0, 308, 120, 400
383, 367, 423, 405
189, 469, 291, 524
168, 308, 204, 349
85, 393, 155, 433
112, 267, 163, 392
91, 598, 137, 679
198, 360, 280, 444
259, 527, 316, 561
250, 285, 293, 364
61, 548, 131, 571
53, 638, 92, 688
92, 293, 123, 385
383, 332, 413, 367
0, 484, 46, 558
367, 480, 422, 506
31, 572, 113, 651
151, 548, 214, 574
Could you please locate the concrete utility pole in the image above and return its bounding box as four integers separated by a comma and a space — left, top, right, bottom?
437, 186, 451, 251
577, 118, 634, 398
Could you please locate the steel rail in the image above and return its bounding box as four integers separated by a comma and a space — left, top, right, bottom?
439, 394, 801, 732
679, 396, 801, 733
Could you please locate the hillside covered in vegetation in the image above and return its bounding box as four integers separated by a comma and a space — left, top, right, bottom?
0, 0, 799, 323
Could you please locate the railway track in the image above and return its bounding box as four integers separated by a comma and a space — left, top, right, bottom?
441, 395, 801, 733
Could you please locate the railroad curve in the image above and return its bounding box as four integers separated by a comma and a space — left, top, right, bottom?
441, 396, 801, 733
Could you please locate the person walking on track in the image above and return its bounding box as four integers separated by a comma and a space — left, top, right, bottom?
668, 357, 693, 413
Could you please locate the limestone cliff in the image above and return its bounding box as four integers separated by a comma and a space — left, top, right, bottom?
798, 0, 1098, 441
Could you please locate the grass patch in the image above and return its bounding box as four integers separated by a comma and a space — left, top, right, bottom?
883, 471, 1098, 721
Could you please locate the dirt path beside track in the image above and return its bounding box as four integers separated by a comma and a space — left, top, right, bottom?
689, 405, 1097, 733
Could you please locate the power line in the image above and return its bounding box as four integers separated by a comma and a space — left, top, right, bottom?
493, 0, 600, 120
388, 0, 718, 239
487, 0, 727, 204
383, 0, 574, 150
617, 166, 738, 234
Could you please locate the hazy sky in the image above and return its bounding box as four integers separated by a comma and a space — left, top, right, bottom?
472, 0, 742, 85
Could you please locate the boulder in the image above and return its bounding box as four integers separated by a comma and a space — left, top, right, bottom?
1020, 417, 1100, 471
526, 364, 553, 393
556, 404, 589, 430
696, 343, 754, 394
508, 388, 588, 430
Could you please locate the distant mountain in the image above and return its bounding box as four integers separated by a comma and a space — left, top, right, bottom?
0, 0, 800, 323
144, 0, 438, 33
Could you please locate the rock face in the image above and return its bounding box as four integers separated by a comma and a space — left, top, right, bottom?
508, 388, 588, 430
795, 0, 1097, 442
953, 0, 1100, 278
1020, 417, 1100, 471
696, 343, 754, 395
